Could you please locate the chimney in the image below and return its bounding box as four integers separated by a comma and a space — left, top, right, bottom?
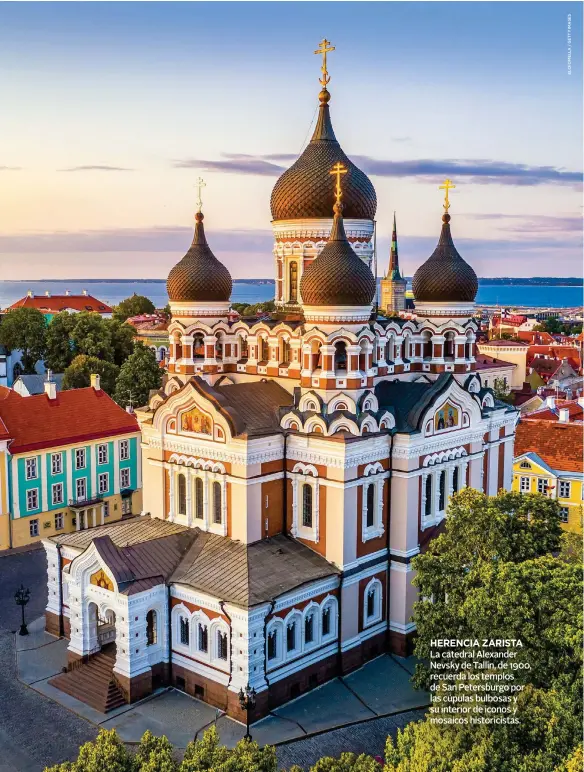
45, 290, 51, 297
65, 289, 70, 296
27, 289, 33, 297
44, 371, 57, 400
559, 408, 570, 423
90, 373, 101, 391
546, 396, 555, 409
82, 289, 88, 296
126, 405, 134, 414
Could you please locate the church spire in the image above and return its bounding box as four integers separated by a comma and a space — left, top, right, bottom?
387, 212, 401, 280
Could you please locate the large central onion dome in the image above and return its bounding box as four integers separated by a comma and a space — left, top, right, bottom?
270, 89, 377, 221
167, 211, 232, 303
412, 213, 478, 303
301, 200, 376, 307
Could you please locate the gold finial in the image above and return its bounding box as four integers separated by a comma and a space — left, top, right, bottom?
439, 178, 456, 212
330, 162, 348, 209
195, 176, 206, 214
314, 38, 335, 88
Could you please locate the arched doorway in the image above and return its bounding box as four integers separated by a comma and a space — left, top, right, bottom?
97, 607, 117, 654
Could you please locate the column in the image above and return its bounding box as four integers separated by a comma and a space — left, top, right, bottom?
101, 503, 105, 525
168, 470, 175, 522
203, 473, 209, 530
186, 469, 193, 526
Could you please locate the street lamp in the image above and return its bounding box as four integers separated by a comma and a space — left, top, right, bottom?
14, 584, 31, 636
238, 684, 257, 741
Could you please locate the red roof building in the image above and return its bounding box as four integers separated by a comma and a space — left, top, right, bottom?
0, 384, 138, 453
515, 420, 583, 473
8, 291, 112, 316
523, 398, 584, 424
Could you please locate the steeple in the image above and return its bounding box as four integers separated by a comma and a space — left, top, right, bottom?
387, 212, 402, 280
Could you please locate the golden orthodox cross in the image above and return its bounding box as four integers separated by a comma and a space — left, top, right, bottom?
195, 176, 206, 213
439, 178, 456, 211
314, 38, 335, 87
330, 162, 348, 204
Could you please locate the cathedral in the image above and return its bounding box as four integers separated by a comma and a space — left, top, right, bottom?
43, 42, 517, 722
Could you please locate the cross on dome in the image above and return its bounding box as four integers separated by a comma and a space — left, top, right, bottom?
439, 178, 456, 212
314, 38, 335, 88
329, 162, 348, 210
195, 176, 206, 214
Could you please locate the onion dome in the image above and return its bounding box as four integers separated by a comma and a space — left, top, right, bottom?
270, 89, 377, 221
167, 211, 232, 303
301, 200, 376, 307
412, 213, 478, 303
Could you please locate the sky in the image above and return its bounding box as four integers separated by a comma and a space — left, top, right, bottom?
0, 1, 582, 280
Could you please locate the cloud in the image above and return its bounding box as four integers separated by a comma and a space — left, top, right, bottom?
391, 136, 412, 143
172, 152, 582, 187
0, 166, 22, 171
461, 213, 583, 235
58, 165, 134, 172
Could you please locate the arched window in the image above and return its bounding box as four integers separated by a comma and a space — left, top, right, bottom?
304, 612, 315, 645
179, 616, 189, 645
334, 341, 347, 371
280, 338, 291, 364
177, 473, 186, 515
423, 332, 433, 360
217, 630, 228, 660
311, 340, 322, 370
439, 471, 446, 511
302, 484, 313, 528
198, 622, 208, 653
239, 336, 248, 359
465, 336, 473, 359
444, 332, 455, 359
366, 586, 377, 619
452, 467, 459, 494
215, 333, 223, 360
289, 261, 298, 303
385, 337, 394, 363
146, 610, 157, 646
286, 621, 297, 652
425, 475, 432, 517
260, 337, 269, 362
267, 629, 278, 661
365, 483, 375, 528
195, 478, 204, 520
322, 606, 331, 637
212, 481, 222, 524
193, 333, 204, 359
159, 347, 167, 362
403, 334, 411, 360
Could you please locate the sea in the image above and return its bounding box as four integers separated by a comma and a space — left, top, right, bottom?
0, 280, 582, 311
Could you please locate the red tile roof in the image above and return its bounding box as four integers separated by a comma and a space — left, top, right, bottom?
0, 386, 138, 453
474, 354, 516, 371
517, 331, 555, 345
527, 345, 581, 366
523, 400, 584, 424
515, 420, 583, 472
481, 340, 529, 348
8, 294, 112, 314
492, 314, 527, 327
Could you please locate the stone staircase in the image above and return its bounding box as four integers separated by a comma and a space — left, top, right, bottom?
49, 649, 126, 713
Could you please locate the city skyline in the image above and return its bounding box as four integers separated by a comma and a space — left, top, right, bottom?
1, 1, 582, 280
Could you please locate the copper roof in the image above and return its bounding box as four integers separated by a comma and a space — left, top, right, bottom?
214, 380, 293, 436
412, 214, 478, 303
300, 206, 376, 307
167, 213, 232, 303
50, 515, 189, 549
270, 97, 376, 221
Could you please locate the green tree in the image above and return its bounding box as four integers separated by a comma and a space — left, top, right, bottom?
383, 686, 581, 772
63, 355, 119, 396
133, 730, 178, 772
45, 311, 77, 372
180, 725, 277, 771
44, 728, 133, 772
310, 753, 381, 771
114, 342, 162, 408
70, 312, 115, 361
113, 294, 156, 322
107, 319, 136, 367
411, 489, 564, 691
0, 307, 47, 373
492, 377, 513, 404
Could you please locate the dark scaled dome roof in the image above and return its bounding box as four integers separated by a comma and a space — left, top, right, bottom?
167, 212, 232, 303
270, 90, 377, 221
300, 203, 376, 307
412, 214, 478, 303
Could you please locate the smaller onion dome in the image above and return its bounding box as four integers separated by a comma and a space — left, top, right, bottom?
412, 213, 478, 303
167, 212, 232, 303
300, 201, 376, 307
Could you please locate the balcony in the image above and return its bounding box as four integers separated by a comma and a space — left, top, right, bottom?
69, 495, 103, 509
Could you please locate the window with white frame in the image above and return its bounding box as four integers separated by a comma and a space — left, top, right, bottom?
559, 481, 571, 499
52, 482, 64, 505
195, 477, 204, 519
122, 497, 132, 515
26, 489, 39, 511
267, 629, 278, 660
286, 620, 297, 653
302, 483, 313, 528
559, 507, 569, 523
29, 519, 39, 537
365, 483, 375, 528
179, 616, 189, 646
304, 611, 315, 646
120, 468, 131, 489
98, 473, 109, 495
119, 439, 130, 461
146, 610, 157, 646
25, 458, 38, 480
364, 579, 383, 627
322, 605, 331, 638
103, 501, 110, 518
438, 470, 446, 512
519, 460, 531, 469
537, 478, 548, 495
76, 477, 87, 501
51, 453, 62, 476
97, 444, 108, 465
217, 630, 228, 661
424, 475, 433, 517
198, 623, 208, 653
75, 448, 86, 470
520, 477, 530, 493
54, 512, 64, 530
212, 481, 222, 524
